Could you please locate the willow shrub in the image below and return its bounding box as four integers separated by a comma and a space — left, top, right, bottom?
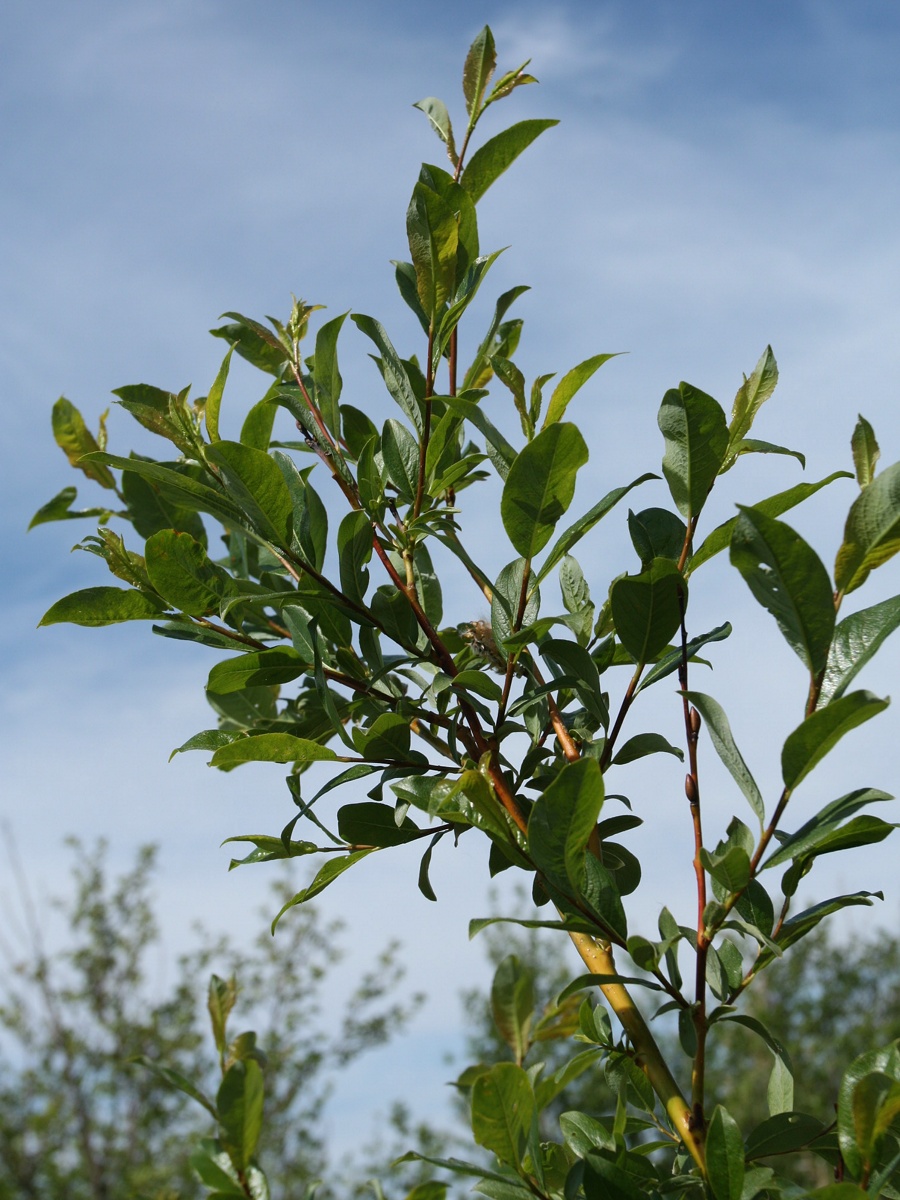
33, 26, 900, 1200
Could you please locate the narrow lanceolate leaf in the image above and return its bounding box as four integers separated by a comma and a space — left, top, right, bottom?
834, 460, 900, 594
541, 354, 619, 429
851, 414, 880, 489
527, 758, 605, 896
407, 181, 459, 321
462, 25, 496, 118
763, 787, 894, 869
689, 471, 852, 575
724, 345, 779, 464
413, 97, 457, 163
273, 849, 377, 929
351, 314, 423, 434
536, 474, 657, 583
210, 733, 339, 771
460, 119, 560, 204
28, 486, 111, 530
658, 382, 729, 519
470, 1063, 534, 1168
781, 690, 889, 790
729, 439, 805, 469
205, 441, 294, 548
490, 956, 535, 1066
820, 594, 900, 703
500, 422, 588, 558
683, 692, 765, 828
205, 345, 232, 442
609, 558, 686, 666
313, 311, 349, 437
39, 586, 166, 627
730, 507, 835, 677
705, 1106, 745, 1200
131, 1057, 218, 1117
52, 397, 117, 488
83, 452, 245, 528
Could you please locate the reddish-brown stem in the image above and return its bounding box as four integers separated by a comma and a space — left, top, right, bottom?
413, 327, 435, 521
600, 668, 642, 770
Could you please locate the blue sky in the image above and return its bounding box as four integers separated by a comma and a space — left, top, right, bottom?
4, 0, 900, 1157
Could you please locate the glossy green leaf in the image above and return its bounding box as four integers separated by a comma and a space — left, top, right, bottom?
609, 557, 686, 665
144, 529, 229, 616
490, 956, 534, 1066
381, 418, 420, 501
706, 1105, 745, 1200
113, 383, 202, 456
204, 345, 232, 442
700, 846, 751, 892
763, 787, 894, 868
682, 691, 764, 828
559, 1112, 616, 1156
461, 119, 559, 204
223, 834, 319, 869
658, 381, 729, 519
583, 1151, 647, 1200
52, 397, 117, 488
781, 691, 889, 790
462, 25, 496, 118
730, 506, 835, 676
725, 345, 779, 463
851, 414, 880, 489
612, 733, 683, 765
821, 594, 900, 703
311, 311, 349, 437
491, 557, 539, 655
210, 311, 289, 375
210, 734, 338, 770
407, 181, 458, 321
351, 315, 423, 434
239, 393, 277, 452
838, 1043, 900, 1177
470, 1062, 534, 1167
337, 802, 421, 847
462, 284, 529, 390
689, 471, 853, 574
636, 621, 732, 692
337, 510, 372, 604
205, 441, 293, 548
271, 452, 328, 571
745, 1112, 826, 1160
527, 758, 605, 895
273, 848, 377, 930
217, 1058, 264, 1172
207, 648, 309, 695
28, 486, 111, 530
835, 461, 900, 594
87, 452, 246, 528
542, 353, 618, 428
758, 892, 882, 966
189, 1139, 247, 1194
39, 586, 166, 627
501, 422, 588, 558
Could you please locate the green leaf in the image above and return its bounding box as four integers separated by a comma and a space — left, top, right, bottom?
28, 486, 111, 530
336, 802, 421, 847
490, 956, 534, 1066
501, 422, 589, 558
207, 648, 309, 695
407, 181, 459, 321
542, 353, 618, 428
682, 692, 764, 828
763, 787, 894, 868
758, 892, 882, 966
441, 393, 517, 477
689, 471, 852, 575
52, 397, 117, 488
312, 311, 349, 437
39, 586, 166, 627
131, 1055, 218, 1117
701, 846, 751, 892
706, 1105, 745, 1200
537, 474, 658, 583
609, 557, 686, 665
781, 691, 889, 790
452, 670, 504, 702
271, 452, 328, 571
745, 1112, 826, 1160
821, 595, 900, 703
636, 621, 732, 692
189, 1138, 247, 1194
470, 1062, 534, 1168
210, 734, 338, 771
851, 415, 880, 489
86, 452, 246, 528
223, 834, 319, 869
658, 381, 729, 519
121, 462, 207, 543
728, 438, 805, 469
381, 418, 420, 501
144, 529, 230, 616
413, 97, 457, 163
461, 120, 559, 204
527, 758, 605, 896
838, 1044, 900, 1177
722, 1015, 794, 1115
725, 346, 779, 460
583, 1151, 647, 1200
462, 25, 496, 118
211, 311, 289, 375
239, 393, 277, 452
205, 345, 232, 442
462, 285, 529, 391
217, 1059, 264, 1172
337, 510, 372, 605
559, 1111, 616, 1156
205, 441, 293, 548
491, 558, 539, 655
730, 506, 835, 677
272, 849, 377, 929
835, 461, 900, 594
612, 733, 683, 765
351, 315, 423, 435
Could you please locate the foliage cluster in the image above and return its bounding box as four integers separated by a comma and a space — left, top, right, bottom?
33, 25, 900, 1200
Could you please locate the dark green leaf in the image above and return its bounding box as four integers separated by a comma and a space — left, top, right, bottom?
821, 594, 900, 703
612, 733, 683, 765
527, 758, 605, 896
730, 506, 835, 677
559, 1111, 615, 1156
461, 120, 559, 204
351, 315, 423, 434
39, 586, 166, 627
835, 461, 900, 594
87, 452, 246, 528
838, 1044, 900, 1177
729, 439, 805, 468
636, 622, 732, 692
122, 462, 207, 543
658, 382, 729, 519
144, 529, 230, 616
271, 452, 328, 571
312, 311, 349, 437
682, 691, 764, 827
627, 506, 687, 568
583, 1151, 647, 1200
745, 1112, 826, 1160
205, 441, 293, 548
609, 557, 686, 665
763, 787, 894, 868
491, 558, 539, 655
28, 486, 112, 530
222, 834, 319, 869
706, 1105, 745, 1200
207, 648, 309, 695
337, 510, 372, 604
501, 422, 588, 558
381, 418, 420, 501
272, 849, 377, 929
781, 691, 889, 790
407, 182, 458, 321
337, 802, 421, 847
470, 1062, 534, 1168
